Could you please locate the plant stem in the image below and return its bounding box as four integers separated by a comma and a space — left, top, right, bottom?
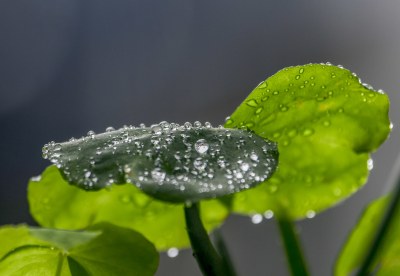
214, 228, 237, 276
356, 156, 400, 275
276, 216, 310, 276
184, 202, 228, 276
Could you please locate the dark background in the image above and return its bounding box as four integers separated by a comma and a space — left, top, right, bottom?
1, 1, 399, 275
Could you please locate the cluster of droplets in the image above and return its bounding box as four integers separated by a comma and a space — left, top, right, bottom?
43, 121, 278, 202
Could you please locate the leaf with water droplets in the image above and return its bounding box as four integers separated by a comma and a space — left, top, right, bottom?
0, 223, 158, 276
42, 122, 278, 202
226, 64, 390, 219
335, 196, 400, 275
28, 165, 229, 250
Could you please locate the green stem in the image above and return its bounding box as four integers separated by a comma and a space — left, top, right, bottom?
356, 158, 400, 275
184, 202, 228, 276
276, 216, 310, 276
214, 228, 237, 276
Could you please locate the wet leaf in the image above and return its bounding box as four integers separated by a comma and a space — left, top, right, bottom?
226, 64, 390, 219
43, 122, 278, 203
335, 196, 400, 275
0, 223, 158, 276
28, 165, 229, 250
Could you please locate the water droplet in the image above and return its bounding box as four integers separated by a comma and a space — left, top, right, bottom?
194, 139, 209, 154
251, 214, 263, 224
258, 82, 267, 88
246, 99, 258, 107
106, 126, 115, 132
264, 210, 274, 219
306, 210, 316, 219
280, 105, 288, 112
255, 107, 263, 114
299, 68, 304, 74
367, 159, 374, 171
250, 152, 259, 162
240, 162, 250, 172
151, 124, 162, 135
295, 75, 300, 80
323, 120, 331, 127
87, 130, 95, 138
194, 121, 202, 128
302, 128, 314, 136
273, 91, 279, 95
151, 168, 166, 182
167, 247, 179, 258
31, 175, 41, 182
193, 158, 207, 170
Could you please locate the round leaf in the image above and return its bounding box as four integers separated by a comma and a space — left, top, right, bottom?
226, 64, 390, 219
28, 165, 229, 250
0, 223, 159, 276
43, 122, 278, 202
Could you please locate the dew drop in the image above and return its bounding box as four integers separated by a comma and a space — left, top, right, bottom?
302, 128, 314, 136
167, 248, 179, 258
367, 158, 374, 171
264, 210, 274, 219
151, 168, 166, 182
246, 99, 258, 107
306, 210, 316, 219
151, 124, 163, 135
193, 158, 207, 170
255, 107, 263, 114
240, 162, 250, 172
31, 175, 41, 182
251, 214, 263, 224
250, 152, 259, 162
194, 139, 209, 154
106, 126, 115, 132
299, 68, 304, 74
295, 75, 300, 80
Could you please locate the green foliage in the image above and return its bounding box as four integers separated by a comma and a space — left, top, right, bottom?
336, 195, 400, 275
1, 63, 392, 275
28, 165, 228, 250
225, 64, 390, 219
42, 125, 278, 203
0, 223, 159, 276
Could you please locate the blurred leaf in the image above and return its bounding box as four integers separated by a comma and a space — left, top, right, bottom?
335, 196, 400, 275
226, 64, 390, 219
0, 223, 158, 276
43, 123, 278, 203
28, 166, 228, 250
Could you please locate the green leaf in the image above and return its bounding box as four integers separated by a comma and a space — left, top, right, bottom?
226, 64, 390, 219
43, 122, 278, 203
28, 165, 229, 250
0, 223, 159, 276
335, 196, 400, 275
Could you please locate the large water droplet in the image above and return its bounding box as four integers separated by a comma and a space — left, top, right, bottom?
167, 247, 179, 258
306, 210, 316, 219
194, 139, 209, 154
251, 214, 263, 224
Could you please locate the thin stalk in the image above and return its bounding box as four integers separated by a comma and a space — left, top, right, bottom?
276, 216, 310, 276
356, 155, 400, 275
214, 228, 237, 276
184, 202, 228, 276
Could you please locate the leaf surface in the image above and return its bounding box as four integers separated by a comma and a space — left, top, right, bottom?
29, 166, 228, 250
43, 123, 278, 202
335, 196, 400, 275
226, 64, 390, 218
0, 223, 158, 276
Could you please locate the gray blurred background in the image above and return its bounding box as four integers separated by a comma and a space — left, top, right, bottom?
1, 0, 399, 275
